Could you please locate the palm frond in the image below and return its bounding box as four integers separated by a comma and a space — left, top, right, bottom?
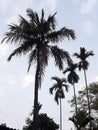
63, 27, 76, 40
63, 67, 70, 74
26, 8, 37, 25
51, 76, 61, 83
19, 15, 30, 29
51, 46, 71, 70
54, 91, 59, 104
47, 27, 75, 43
27, 49, 37, 72
62, 84, 69, 92
41, 9, 44, 23
69, 117, 78, 128
86, 50, 94, 58
47, 12, 57, 30
2, 24, 23, 44
73, 53, 81, 58
7, 40, 35, 61
49, 83, 58, 94
49, 87, 55, 94
7, 44, 28, 61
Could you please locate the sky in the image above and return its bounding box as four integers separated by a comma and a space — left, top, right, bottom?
0, 0, 98, 130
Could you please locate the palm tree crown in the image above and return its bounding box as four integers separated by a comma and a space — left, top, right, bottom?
2, 9, 75, 87
49, 76, 69, 104
74, 47, 94, 70
63, 62, 79, 84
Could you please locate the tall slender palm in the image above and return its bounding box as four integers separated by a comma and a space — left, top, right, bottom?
1, 9, 75, 130
63, 62, 79, 115
49, 76, 69, 130
74, 47, 94, 129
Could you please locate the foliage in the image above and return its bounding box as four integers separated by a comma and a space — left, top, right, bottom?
74, 47, 94, 70
23, 113, 59, 130
69, 109, 94, 130
63, 62, 79, 84
49, 76, 69, 104
70, 82, 98, 129
0, 123, 18, 130
70, 82, 98, 113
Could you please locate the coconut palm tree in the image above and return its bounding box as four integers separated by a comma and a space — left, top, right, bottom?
63, 62, 79, 115
74, 47, 94, 129
1, 9, 75, 130
49, 76, 69, 130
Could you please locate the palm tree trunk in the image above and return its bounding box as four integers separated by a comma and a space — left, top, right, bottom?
72, 83, 78, 115
33, 58, 40, 130
60, 98, 62, 130
83, 69, 91, 129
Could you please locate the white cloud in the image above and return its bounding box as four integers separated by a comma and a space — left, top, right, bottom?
80, 0, 96, 14
82, 21, 95, 35
22, 75, 34, 87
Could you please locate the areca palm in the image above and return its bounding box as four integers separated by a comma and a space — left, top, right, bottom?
63, 62, 79, 115
49, 76, 69, 130
1, 9, 75, 130
74, 47, 94, 129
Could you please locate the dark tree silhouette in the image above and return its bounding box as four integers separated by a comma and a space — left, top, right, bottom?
0, 123, 18, 130
23, 113, 59, 130
70, 82, 98, 130
74, 47, 94, 129
49, 76, 69, 130
63, 62, 79, 115
2, 9, 75, 130
69, 109, 94, 130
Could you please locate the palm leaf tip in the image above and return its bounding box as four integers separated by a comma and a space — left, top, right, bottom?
63, 69, 68, 74
88, 51, 94, 56
55, 95, 59, 105
49, 87, 53, 94
64, 28, 76, 40
7, 54, 13, 61
41, 9, 44, 20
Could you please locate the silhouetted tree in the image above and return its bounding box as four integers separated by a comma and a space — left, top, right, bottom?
63, 62, 79, 115
2, 9, 75, 130
69, 109, 94, 130
0, 123, 18, 130
23, 113, 59, 130
70, 82, 98, 130
49, 76, 69, 130
74, 47, 94, 130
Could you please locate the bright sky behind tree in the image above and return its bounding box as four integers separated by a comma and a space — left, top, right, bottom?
0, 0, 98, 130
